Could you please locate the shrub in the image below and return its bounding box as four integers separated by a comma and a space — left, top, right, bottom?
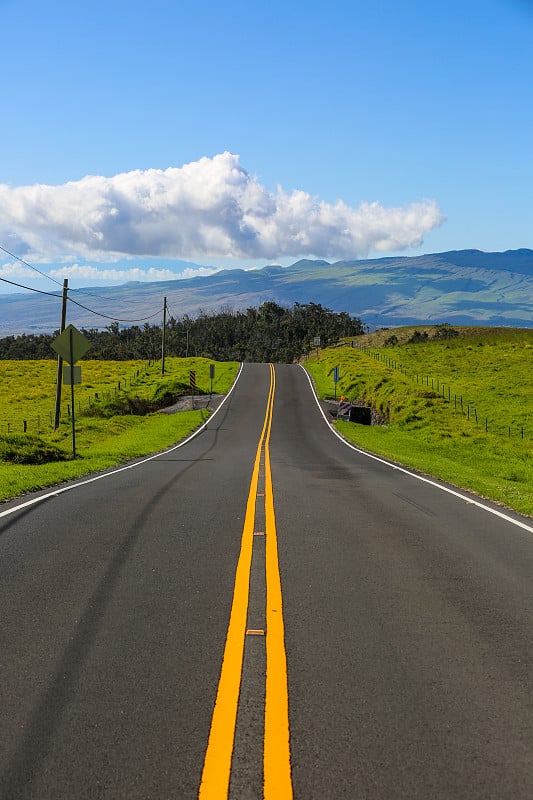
408, 330, 429, 344
0, 434, 68, 464
433, 326, 459, 340
82, 394, 181, 418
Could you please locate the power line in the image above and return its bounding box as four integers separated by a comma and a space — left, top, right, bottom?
0, 275, 62, 297
0, 242, 172, 304
66, 294, 165, 323
1, 275, 165, 322
166, 301, 180, 320
1, 242, 173, 317
0, 244, 65, 288
69, 286, 162, 306
0, 253, 167, 323
0, 274, 167, 323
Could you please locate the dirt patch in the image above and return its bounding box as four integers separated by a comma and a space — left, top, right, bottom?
160, 394, 225, 414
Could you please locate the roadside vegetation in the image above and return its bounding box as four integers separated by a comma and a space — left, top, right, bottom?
0, 301, 365, 363
0, 357, 238, 502
2, 323, 531, 517
306, 326, 533, 517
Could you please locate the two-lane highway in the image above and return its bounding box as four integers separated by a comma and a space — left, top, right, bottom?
1, 362, 532, 798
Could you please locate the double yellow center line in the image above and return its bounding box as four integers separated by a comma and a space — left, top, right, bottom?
199, 364, 293, 799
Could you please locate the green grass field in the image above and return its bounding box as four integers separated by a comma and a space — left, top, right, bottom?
2, 330, 532, 516
306, 327, 533, 517
0, 357, 238, 502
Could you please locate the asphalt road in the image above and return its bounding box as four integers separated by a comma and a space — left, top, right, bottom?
1, 362, 532, 799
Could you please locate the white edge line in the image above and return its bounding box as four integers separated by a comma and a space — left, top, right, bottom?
299, 364, 533, 535
0, 363, 245, 520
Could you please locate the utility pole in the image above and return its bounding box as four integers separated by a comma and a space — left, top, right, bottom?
54, 279, 69, 429
161, 296, 167, 374
69, 327, 77, 458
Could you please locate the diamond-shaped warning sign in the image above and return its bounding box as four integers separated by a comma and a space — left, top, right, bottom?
51, 324, 91, 364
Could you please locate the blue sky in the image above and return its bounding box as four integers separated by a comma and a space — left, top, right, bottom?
0, 0, 532, 292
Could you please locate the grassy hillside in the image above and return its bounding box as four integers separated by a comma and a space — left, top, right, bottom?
306, 327, 533, 517
354, 324, 531, 348
0, 357, 238, 502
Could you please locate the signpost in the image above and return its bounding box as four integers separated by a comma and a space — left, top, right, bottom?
333, 365, 339, 400
51, 325, 90, 458
209, 364, 215, 395
313, 336, 321, 360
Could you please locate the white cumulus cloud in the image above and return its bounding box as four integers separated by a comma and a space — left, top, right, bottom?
0, 152, 445, 261
48, 263, 221, 283
0, 258, 221, 289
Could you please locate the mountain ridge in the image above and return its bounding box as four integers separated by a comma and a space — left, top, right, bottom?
0, 249, 531, 335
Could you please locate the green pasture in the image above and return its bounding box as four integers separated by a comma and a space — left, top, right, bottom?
0, 357, 238, 502
0, 357, 234, 434
306, 327, 533, 517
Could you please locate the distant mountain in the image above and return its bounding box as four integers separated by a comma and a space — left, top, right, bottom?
0, 249, 531, 336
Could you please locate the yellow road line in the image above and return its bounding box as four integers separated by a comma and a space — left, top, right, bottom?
198, 366, 279, 799
264, 364, 293, 799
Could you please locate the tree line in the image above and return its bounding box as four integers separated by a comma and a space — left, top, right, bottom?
0, 302, 366, 362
